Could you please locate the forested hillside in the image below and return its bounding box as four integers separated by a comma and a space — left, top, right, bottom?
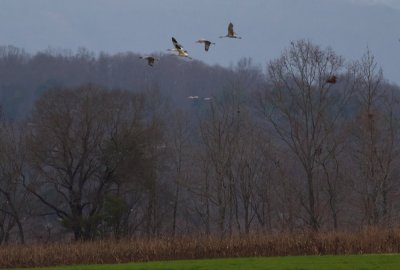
0, 40, 399, 243
0, 45, 241, 118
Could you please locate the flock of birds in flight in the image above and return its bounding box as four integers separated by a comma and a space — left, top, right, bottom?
139, 22, 241, 66
139, 22, 338, 85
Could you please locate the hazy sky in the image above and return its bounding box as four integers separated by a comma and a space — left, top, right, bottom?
0, 0, 399, 84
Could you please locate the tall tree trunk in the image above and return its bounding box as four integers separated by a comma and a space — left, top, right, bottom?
307, 170, 319, 231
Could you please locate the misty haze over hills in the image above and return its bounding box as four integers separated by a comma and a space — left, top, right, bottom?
2, 1, 400, 246
0, 0, 399, 84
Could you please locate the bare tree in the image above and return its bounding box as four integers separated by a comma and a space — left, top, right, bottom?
232, 117, 272, 233
349, 51, 400, 226
25, 84, 147, 240
164, 109, 193, 235
0, 120, 28, 244
199, 93, 241, 234
261, 40, 354, 230
315, 123, 348, 230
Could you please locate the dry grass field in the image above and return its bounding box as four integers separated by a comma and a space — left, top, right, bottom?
2, 228, 400, 269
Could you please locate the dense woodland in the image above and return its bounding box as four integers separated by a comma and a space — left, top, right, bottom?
0, 39, 400, 244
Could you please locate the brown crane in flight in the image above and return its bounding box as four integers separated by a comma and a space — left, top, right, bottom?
219, 22, 242, 39
196, 39, 215, 51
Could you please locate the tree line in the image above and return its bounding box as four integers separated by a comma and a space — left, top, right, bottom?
0, 39, 400, 243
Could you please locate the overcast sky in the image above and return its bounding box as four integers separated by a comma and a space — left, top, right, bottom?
0, 0, 399, 84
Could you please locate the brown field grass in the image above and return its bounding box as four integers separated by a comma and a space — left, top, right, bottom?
1, 228, 400, 269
